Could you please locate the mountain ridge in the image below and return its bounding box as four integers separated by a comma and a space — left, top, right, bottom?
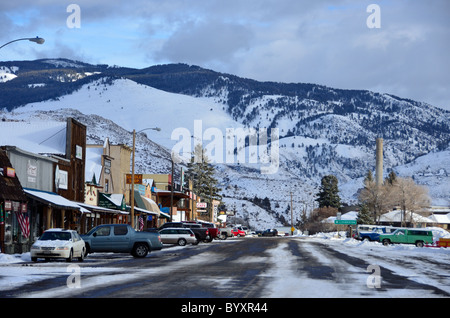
0, 58, 449, 227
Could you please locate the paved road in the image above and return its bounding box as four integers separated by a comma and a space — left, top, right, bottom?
1, 237, 449, 298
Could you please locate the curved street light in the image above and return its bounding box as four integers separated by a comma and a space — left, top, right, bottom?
0, 37, 45, 50
130, 127, 161, 229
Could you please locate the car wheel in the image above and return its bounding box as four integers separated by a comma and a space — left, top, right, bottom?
132, 243, 149, 258
178, 238, 187, 246
78, 248, 85, 262
84, 246, 89, 257
415, 241, 424, 248
382, 239, 390, 246
192, 238, 199, 245
66, 249, 73, 262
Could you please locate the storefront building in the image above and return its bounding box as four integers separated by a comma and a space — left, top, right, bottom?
0, 150, 29, 254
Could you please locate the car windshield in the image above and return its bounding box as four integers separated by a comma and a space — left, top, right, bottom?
40, 231, 72, 241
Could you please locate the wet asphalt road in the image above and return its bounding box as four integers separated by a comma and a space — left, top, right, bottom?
1, 237, 449, 298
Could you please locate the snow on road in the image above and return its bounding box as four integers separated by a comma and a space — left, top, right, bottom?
1, 234, 449, 298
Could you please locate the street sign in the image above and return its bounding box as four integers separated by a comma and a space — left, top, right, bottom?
334, 220, 357, 225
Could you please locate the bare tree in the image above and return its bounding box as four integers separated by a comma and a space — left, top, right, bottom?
391, 177, 430, 227
358, 176, 395, 223
359, 172, 431, 226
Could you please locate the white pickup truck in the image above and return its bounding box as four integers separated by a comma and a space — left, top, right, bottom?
218, 226, 233, 240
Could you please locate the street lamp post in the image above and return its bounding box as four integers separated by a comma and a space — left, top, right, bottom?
0, 37, 45, 50
130, 127, 161, 229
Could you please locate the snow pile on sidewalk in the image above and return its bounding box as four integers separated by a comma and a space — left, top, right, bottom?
0, 252, 31, 264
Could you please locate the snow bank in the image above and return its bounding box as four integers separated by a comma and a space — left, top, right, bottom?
0, 252, 31, 263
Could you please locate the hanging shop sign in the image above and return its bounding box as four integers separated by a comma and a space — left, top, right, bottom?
196, 202, 207, 209
126, 174, 142, 184
2, 167, 16, 178
4, 201, 12, 211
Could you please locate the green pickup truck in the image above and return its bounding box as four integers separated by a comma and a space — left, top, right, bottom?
379, 228, 433, 247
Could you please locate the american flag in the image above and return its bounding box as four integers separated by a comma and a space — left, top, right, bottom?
138, 216, 144, 231
16, 211, 30, 238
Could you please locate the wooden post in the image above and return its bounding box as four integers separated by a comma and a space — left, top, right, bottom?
46, 206, 52, 230
61, 209, 65, 228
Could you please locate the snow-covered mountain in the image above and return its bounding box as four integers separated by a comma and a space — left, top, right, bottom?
0, 59, 449, 229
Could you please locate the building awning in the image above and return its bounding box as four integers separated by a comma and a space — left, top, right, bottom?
24, 188, 89, 213
128, 205, 159, 216
133, 190, 147, 210
142, 196, 161, 214
78, 202, 129, 215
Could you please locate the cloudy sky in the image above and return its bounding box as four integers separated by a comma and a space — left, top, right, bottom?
1, 0, 449, 110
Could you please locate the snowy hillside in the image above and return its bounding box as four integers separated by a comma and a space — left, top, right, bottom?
0, 66, 18, 83
2, 79, 306, 228
1, 59, 449, 229
14, 77, 237, 151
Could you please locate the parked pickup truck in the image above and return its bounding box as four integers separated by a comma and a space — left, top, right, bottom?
357, 226, 398, 241
379, 228, 433, 247
218, 227, 233, 240
81, 224, 163, 258
159, 222, 211, 243
195, 221, 220, 240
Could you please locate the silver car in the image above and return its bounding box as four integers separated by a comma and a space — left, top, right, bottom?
159, 228, 197, 246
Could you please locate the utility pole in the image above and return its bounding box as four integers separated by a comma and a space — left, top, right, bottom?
170, 157, 174, 222
290, 192, 294, 235
131, 129, 136, 229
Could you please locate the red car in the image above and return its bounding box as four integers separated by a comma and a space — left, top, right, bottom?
231, 227, 246, 237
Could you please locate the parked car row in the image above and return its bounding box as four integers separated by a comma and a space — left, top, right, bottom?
30, 221, 226, 262
215, 224, 249, 239
355, 225, 433, 247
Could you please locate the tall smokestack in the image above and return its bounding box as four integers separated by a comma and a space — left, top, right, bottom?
376, 138, 383, 187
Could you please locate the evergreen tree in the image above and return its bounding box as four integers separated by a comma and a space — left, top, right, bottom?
356, 204, 372, 224
185, 144, 222, 204
316, 175, 341, 209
